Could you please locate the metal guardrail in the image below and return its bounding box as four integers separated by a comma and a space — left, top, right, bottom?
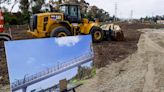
11, 52, 93, 89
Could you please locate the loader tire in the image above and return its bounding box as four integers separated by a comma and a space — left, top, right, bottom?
90, 26, 104, 43
0, 33, 12, 41
0, 36, 11, 41
50, 26, 71, 37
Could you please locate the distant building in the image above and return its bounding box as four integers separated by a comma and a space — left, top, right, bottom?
157, 20, 164, 24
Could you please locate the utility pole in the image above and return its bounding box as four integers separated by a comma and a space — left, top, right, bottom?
114, 2, 117, 22
130, 10, 133, 22
152, 12, 154, 17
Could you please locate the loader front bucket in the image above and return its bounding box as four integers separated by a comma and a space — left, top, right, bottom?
101, 24, 125, 41
111, 30, 124, 41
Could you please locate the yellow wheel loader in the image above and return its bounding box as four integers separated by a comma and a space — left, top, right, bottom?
28, 3, 124, 42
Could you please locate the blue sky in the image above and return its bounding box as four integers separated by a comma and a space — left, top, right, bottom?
5, 35, 93, 92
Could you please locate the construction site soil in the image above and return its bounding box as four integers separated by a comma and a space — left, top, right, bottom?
77, 28, 164, 92
1, 23, 164, 91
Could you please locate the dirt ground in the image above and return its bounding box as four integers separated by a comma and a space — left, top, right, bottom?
77, 29, 164, 92
1, 23, 164, 91
93, 28, 142, 68
93, 23, 164, 68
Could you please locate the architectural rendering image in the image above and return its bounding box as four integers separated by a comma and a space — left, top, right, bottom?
5, 35, 94, 92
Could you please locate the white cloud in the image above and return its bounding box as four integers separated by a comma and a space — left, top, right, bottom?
41, 63, 46, 66
26, 57, 36, 65
55, 36, 81, 47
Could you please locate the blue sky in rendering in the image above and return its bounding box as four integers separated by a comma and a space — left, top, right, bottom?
5, 35, 93, 92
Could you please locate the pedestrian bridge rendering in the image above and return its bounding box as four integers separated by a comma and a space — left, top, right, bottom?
11, 52, 94, 92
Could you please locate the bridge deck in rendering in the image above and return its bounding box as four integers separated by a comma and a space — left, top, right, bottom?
11, 53, 93, 92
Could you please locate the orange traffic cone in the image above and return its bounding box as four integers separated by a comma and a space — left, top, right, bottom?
0, 9, 4, 33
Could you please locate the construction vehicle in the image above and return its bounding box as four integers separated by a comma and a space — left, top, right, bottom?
0, 10, 12, 41
28, 3, 124, 42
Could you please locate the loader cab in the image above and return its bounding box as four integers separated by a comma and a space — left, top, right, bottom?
59, 4, 81, 23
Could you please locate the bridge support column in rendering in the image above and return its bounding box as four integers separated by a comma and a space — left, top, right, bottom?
22, 86, 27, 92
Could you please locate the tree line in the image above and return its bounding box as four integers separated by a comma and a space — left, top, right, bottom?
2, 0, 110, 25
140, 15, 164, 23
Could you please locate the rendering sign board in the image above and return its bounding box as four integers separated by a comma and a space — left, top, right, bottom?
5, 35, 93, 92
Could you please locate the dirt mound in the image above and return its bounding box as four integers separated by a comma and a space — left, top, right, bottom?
93, 28, 142, 68
77, 29, 164, 92
0, 41, 9, 85
119, 23, 164, 30
1, 24, 163, 91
